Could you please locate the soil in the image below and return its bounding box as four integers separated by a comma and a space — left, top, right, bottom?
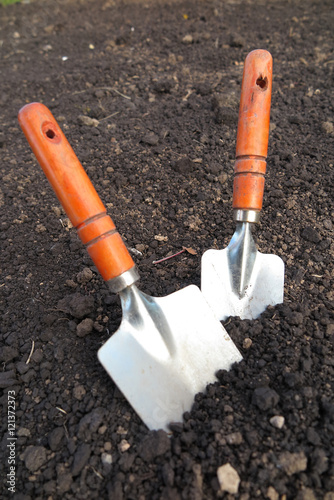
1, 0, 334, 498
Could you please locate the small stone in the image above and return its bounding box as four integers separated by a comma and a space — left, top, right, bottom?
182, 34, 193, 44
24, 446, 48, 472
266, 486, 279, 500
269, 416, 285, 429
73, 384, 86, 401
35, 223, 46, 233
278, 451, 307, 476
243, 338, 252, 349
322, 121, 334, 134
225, 432, 243, 445
101, 452, 112, 465
217, 463, 240, 494
76, 318, 94, 337
218, 172, 228, 184
17, 427, 31, 437
118, 439, 131, 453
66, 279, 77, 288
78, 115, 99, 127
252, 387, 280, 411
76, 267, 94, 284
324, 493, 334, 500
72, 443, 91, 476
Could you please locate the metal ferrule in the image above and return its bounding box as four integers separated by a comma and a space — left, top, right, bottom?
234, 209, 260, 223
107, 267, 140, 294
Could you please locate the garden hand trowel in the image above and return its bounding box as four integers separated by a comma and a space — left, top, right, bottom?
201, 50, 284, 321
19, 103, 242, 432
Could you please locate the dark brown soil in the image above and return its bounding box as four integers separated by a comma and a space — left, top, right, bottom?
1, 0, 333, 498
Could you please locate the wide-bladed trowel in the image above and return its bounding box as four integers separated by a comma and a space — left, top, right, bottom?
18, 102, 242, 432
202, 50, 284, 321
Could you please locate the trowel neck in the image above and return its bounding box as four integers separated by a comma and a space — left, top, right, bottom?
107, 267, 140, 294
234, 209, 260, 224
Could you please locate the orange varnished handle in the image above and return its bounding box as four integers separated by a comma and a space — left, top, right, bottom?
18, 102, 135, 282
233, 50, 272, 213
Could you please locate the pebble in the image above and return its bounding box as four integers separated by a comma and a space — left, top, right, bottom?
225, 432, 243, 445
252, 387, 280, 411
17, 427, 31, 437
24, 446, 48, 472
243, 338, 252, 349
118, 439, 131, 453
138, 430, 171, 461
182, 34, 193, 44
278, 451, 307, 476
78, 115, 99, 127
266, 486, 279, 500
217, 463, 240, 494
101, 452, 113, 465
269, 415, 285, 429
322, 121, 334, 134
76, 318, 94, 337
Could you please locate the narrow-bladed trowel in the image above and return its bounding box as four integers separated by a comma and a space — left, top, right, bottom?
18, 102, 242, 432
201, 50, 284, 321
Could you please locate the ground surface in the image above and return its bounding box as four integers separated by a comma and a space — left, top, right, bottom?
0, 0, 333, 498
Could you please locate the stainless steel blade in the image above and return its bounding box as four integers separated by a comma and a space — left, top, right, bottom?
201, 224, 284, 321
98, 284, 242, 431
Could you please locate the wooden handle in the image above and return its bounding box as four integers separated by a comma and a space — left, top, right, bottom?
18, 102, 135, 282
233, 49, 272, 213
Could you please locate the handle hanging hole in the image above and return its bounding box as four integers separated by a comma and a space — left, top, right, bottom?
42, 121, 61, 143
256, 75, 268, 90
45, 129, 56, 139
